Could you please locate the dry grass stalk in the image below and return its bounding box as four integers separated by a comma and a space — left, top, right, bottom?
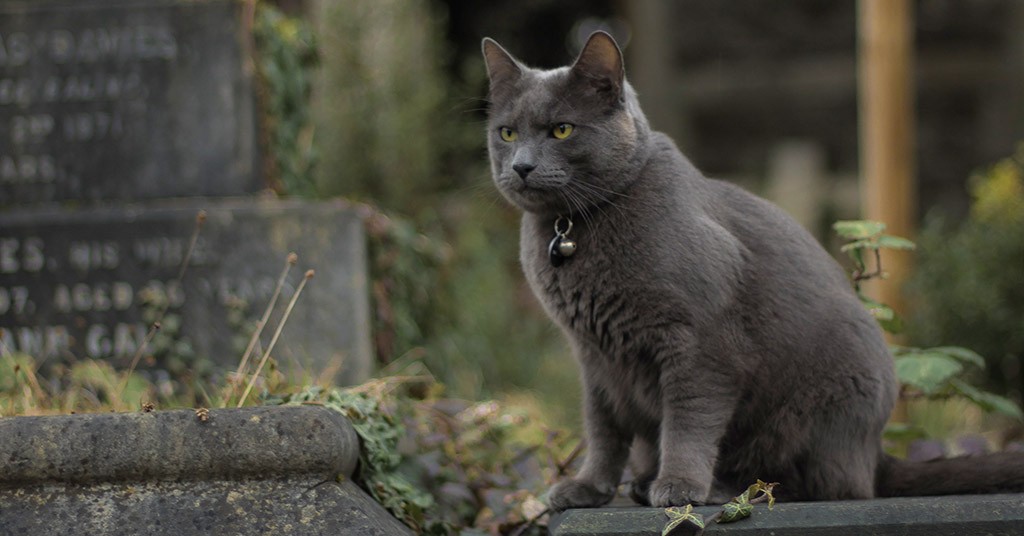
229, 252, 298, 401
237, 269, 315, 407
115, 210, 206, 402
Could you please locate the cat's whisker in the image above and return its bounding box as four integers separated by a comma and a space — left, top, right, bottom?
569, 180, 630, 220
564, 185, 600, 231
565, 190, 593, 231
577, 176, 634, 199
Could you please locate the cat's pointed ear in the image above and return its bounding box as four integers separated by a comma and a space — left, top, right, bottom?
482, 38, 524, 90
570, 31, 625, 101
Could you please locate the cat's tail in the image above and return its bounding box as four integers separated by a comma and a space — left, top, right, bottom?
875, 452, 1024, 497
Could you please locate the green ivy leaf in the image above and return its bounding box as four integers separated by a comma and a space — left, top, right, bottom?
719, 500, 753, 523
858, 293, 905, 333
858, 293, 895, 321
876, 235, 917, 251
950, 379, 1024, 421
663, 505, 705, 535
833, 220, 887, 239
717, 480, 776, 524
893, 354, 963, 394
840, 238, 878, 252
930, 346, 986, 369
756, 480, 777, 509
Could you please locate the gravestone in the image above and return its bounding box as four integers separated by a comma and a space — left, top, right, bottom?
0, 0, 261, 205
0, 200, 373, 384
0, 0, 373, 385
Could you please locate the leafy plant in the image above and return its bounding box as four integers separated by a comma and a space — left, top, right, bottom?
311, 0, 481, 214
833, 220, 1023, 442
833, 220, 915, 333
907, 144, 1024, 398
253, 1, 319, 197
661, 480, 777, 536
275, 374, 576, 535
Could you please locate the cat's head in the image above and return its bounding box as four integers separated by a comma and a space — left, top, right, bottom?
482, 32, 650, 215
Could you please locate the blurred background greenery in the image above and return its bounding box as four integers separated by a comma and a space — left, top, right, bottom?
249, 0, 1024, 435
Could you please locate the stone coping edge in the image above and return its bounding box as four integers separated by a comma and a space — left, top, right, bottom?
0, 405, 359, 485
549, 493, 1024, 535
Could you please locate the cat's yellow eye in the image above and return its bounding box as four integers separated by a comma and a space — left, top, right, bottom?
552, 123, 574, 140
499, 127, 517, 142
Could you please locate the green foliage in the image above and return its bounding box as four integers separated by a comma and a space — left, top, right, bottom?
661, 481, 776, 536
907, 144, 1024, 398
312, 0, 483, 215
253, 1, 319, 196
282, 385, 438, 532
276, 376, 574, 535
137, 285, 214, 380
362, 207, 452, 367
891, 346, 1022, 421
718, 481, 776, 524
1, 353, 153, 415
833, 219, 916, 333
361, 200, 573, 422
833, 220, 1024, 443
663, 505, 704, 535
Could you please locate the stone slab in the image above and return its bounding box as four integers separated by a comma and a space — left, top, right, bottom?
549, 494, 1024, 535
0, 0, 262, 205
0, 478, 413, 536
0, 199, 373, 384
0, 406, 359, 484
0, 406, 413, 535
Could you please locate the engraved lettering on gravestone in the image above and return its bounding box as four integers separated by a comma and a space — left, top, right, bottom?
0, 232, 282, 361
0, 1, 260, 204
1, 204, 371, 384
0, 24, 175, 195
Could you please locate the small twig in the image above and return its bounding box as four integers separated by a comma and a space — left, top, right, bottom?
230, 252, 298, 395
0, 328, 11, 356
509, 507, 551, 536
345, 374, 434, 396
176, 210, 206, 281
852, 248, 885, 285
237, 269, 314, 407
116, 322, 160, 398
556, 439, 586, 476
117, 210, 205, 401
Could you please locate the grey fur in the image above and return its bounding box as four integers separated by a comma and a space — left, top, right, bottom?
482, 32, 1024, 510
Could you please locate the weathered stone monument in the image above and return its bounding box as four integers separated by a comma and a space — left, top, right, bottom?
0, 406, 413, 534
0, 0, 373, 384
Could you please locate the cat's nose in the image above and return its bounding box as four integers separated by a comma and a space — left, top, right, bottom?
513, 162, 536, 179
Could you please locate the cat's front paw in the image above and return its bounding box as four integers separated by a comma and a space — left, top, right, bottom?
648, 478, 708, 507
547, 478, 616, 511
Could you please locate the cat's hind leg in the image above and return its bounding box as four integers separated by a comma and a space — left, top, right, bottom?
801, 414, 880, 500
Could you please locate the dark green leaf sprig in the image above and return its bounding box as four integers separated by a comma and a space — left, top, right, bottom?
662, 480, 777, 535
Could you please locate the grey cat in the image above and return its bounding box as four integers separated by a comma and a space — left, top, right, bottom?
482, 31, 1024, 510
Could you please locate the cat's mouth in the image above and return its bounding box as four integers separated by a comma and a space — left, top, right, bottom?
497, 175, 573, 213
509, 173, 568, 192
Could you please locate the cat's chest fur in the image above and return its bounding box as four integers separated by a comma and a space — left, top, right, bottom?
520, 213, 662, 349
518, 208, 744, 431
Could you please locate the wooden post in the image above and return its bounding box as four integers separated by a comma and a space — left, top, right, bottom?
621, 0, 690, 147
857, 0, 916, 325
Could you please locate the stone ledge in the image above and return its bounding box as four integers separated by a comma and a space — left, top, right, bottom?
549, 494, 1024, 535
0, 406, 358, 484
1, 477, 406, 535
0, 406, 414, 535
